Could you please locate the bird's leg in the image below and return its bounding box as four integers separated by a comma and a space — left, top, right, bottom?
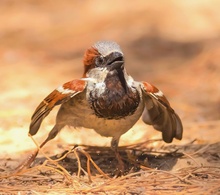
15, 124, 62, 173
111, 137, 124, 176
39, 124, 62, 148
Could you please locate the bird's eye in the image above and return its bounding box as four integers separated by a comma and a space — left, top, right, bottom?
95, 56, 104, 66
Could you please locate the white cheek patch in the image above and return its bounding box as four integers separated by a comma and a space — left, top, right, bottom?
96, 82, 106, 88
101, 67, 108, 73
57, 86, 75, 94
126, 75, 134, 87
154, 90, 164, 97
95, 82, 106, 95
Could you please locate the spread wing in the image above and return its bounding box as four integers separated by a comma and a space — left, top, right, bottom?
141, 81, 183, 143
29, 79, 87, 136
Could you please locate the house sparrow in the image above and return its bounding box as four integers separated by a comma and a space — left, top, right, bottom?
28, 41, 183, 174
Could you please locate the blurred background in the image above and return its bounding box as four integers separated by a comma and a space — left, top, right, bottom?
0, 0, 220, 158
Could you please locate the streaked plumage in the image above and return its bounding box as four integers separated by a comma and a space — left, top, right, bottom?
28, 41, 183, 174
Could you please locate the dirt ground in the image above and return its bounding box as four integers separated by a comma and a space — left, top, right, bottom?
0, 1, 220, 194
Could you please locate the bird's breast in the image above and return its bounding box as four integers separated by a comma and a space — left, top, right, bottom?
88, 78, 141, 120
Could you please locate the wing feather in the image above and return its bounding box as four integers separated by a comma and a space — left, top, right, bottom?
29, 79, 87, 136
141, 81, 183, 143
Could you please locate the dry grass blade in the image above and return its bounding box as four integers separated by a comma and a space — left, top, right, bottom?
0, 135, 110, 189
1, 134, 219, 194
75, 147, 110, 180
84, 165, 220, 193
182, 152, 201, 167
72, 147, 83, 178
12, 149, 39, 174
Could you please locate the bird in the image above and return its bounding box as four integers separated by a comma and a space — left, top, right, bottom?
28, 40, 183, 175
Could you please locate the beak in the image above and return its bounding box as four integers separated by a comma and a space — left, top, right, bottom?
110, 60, 124, 70
107, 52, 124, 70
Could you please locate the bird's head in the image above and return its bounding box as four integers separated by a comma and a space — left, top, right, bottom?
83, 41, 124, 77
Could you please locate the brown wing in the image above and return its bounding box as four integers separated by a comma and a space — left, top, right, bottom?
29, 79, 87, 136
141, 81, 183, 143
